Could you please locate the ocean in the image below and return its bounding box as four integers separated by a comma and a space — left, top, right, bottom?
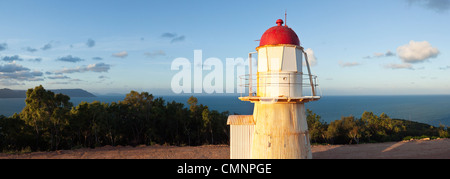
1, 95, 449, 126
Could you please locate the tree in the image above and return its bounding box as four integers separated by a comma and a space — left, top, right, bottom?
326, 116, 360, 144
20, 85, 73, 150
148, 97, 165, 144
438, 124, 449, 138
50, 93, 72, 150
69, 101, 92, 148
187, 96, 198, 113
104, 102, 122, 146
120, 91, 154, 145
165, 101, 188, 145
360, 111, 378, 142
202, 107, 212, 144
87, 101, 108, 147
210, 110, 230, 145
345, 118, 361, 144
0, 114, 34, 151
306, 109, 327, 143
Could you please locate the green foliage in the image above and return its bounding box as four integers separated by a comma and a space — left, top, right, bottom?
305, 110, 448, 145
438, 124, 449, 138
0, 114, 34, 151
187, 96, 198, 113
19, 85, 73, 150
306, 109, 327, 144
326, 116, 362, 144
0, 86, 230, 152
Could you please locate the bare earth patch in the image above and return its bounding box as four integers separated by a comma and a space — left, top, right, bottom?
1, 139, 449, 159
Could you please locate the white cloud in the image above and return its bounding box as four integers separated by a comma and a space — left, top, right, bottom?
439, 65, 450, 70
383, 63, 414, 70
0, 80, 25, 86
0, 43, 7, 51
112, 51, 128, 58
0, 62, 29, 73
86, 63, 110, 72
303, 48, 317, 66
47, 75, 70, 79
374, 52, 385, 57
171, 36, 185, 43
0, 62, 43, 81
55, 63, 111, 74
364, 50, 396, 59
144, 50, 166, 58
41, 42, 52, 51
25, 47, 37, 52
86, 38, 95, 48
397, 40, 439, 63
385, 50, 395, 57
1, 55, 23, 62
161, 33, 177, 38
408, 0, 450, 13
339, 61, 361, 67
47, 81, 70, 85
56, 55, 84, 63
161, 33, 186, 43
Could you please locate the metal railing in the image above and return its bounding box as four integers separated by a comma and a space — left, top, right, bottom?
239, 72, 320, 98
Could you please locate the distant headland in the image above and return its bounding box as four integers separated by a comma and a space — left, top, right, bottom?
0, 88, 96, 98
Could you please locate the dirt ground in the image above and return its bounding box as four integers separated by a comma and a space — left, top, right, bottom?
1, 138, 449, 159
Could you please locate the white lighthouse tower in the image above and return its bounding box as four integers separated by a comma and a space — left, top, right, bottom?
227, 19, 320, 159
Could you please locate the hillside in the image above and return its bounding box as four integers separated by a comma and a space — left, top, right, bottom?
0, 88, 96, 98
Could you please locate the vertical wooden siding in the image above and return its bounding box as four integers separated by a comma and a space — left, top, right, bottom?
230, 125, 255, 159
227, 115, 255, 159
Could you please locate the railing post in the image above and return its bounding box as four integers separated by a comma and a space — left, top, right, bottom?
302, 50, 316, 97
314, 76, 317, 96
249, 53, 252, 97
248, 52, 257, 97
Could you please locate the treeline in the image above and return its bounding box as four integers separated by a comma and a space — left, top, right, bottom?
307, 110, 450, 144
1, 85, 449, 153
0, 85, 229, 152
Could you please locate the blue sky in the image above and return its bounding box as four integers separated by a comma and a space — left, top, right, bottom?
0, 0, 449, 95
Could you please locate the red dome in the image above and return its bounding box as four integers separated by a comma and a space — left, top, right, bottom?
259, 19, 300, 47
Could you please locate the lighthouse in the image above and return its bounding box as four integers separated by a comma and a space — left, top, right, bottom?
227, 19, 320, 159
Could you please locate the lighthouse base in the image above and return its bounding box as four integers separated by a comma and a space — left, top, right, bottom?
251, 102, 312, 159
